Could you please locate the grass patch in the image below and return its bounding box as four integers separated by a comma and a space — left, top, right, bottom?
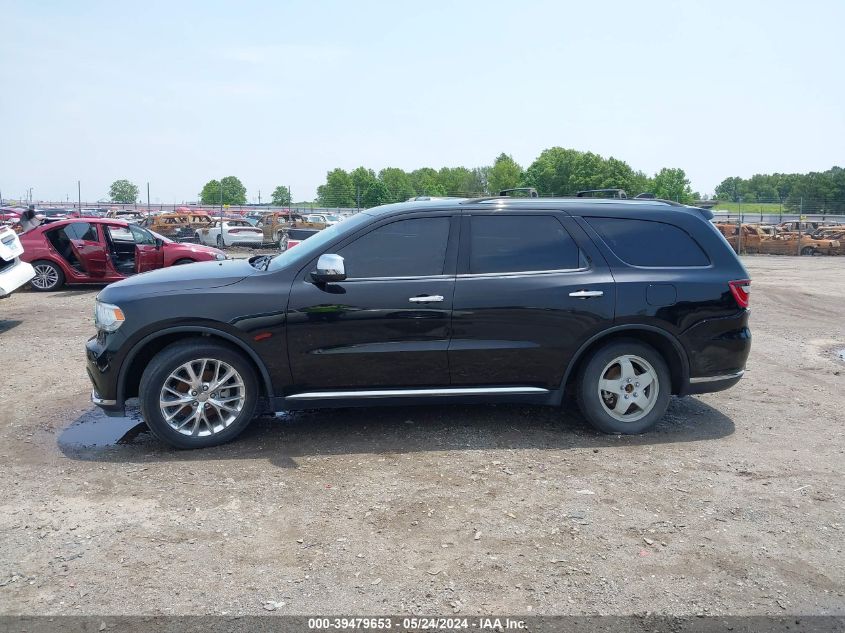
711, 202, 788, 215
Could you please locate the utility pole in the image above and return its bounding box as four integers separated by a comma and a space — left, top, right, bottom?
736, 197, 742, 255
28, 187, 33, 204
219, 180, 224, 232
798, 197, 804, 256
147, 182, 151, 217
356, 185, 361, 212
77, 181, 81, 211
258, 189, 261, 205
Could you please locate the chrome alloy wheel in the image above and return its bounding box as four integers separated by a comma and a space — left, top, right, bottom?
597, 354, 659, 423
159, 358, 246, 436
31, 263, 59, 289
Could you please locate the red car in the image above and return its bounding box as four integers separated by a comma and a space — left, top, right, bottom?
19, 218, 227, 291
0, 208, 22, 222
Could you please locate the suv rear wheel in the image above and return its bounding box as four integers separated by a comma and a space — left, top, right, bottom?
576, 340, 671, 434
139, 340, 259, 449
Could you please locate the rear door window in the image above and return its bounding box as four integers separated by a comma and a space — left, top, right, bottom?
63, 222, 98, 242
469, 215, 580, 274
586, 217, 709, 267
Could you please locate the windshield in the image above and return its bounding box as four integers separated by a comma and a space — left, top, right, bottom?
325, 214, 341, 222
148, 229, 173, 244
267, 212, 371, 272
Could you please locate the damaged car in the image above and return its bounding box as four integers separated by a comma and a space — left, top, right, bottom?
19, 218, 226, 291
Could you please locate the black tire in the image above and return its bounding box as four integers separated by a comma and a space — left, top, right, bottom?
216, 234, 224, 247
139, 340, 259, 449
173, 258, 195, 265
801, 246, 815, 256
29, 260, 65, 291
576, 339, 671, 434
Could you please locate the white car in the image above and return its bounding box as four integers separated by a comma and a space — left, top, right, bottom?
304, 213, 342, 226
195, 219, 264, 247
0, 225, 35, 298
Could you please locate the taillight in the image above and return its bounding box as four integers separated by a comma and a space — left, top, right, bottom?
729, 279, 751, 308
288, 240, 301, 248
228, 229, 242, 234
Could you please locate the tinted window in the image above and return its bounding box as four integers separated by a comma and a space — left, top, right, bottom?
586, 217, 709, 267
63, 222, 98, 241
339, 217, 450, 279
469, 215, 580, 274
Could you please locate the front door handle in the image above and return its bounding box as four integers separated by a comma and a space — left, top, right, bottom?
409, 295, 444, 303
569, 290, 604, 298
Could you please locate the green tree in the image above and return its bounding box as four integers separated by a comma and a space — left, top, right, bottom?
522, 147, 586, 195
714, 177, 738, 201
317, 168, 355, 207
350, 167, 378, 207
362, 180, 391, 208
410, 167, 446, 196
438, 166, 478, 196
271, 185, 291, 206
378, 167, 415, 202
487, 153, 523, 194
651, 168, 693, 203
109, 179, 139, 203
200, 176, 247, 205
469, 166, 490, 194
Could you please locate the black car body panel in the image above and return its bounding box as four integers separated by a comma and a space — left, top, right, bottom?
86, 198, 751, 417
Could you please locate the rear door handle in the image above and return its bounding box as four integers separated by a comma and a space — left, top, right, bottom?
569, 290, 604, 298
409, 295, 444, 303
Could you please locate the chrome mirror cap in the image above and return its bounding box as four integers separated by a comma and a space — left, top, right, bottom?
311, 253, 346, 283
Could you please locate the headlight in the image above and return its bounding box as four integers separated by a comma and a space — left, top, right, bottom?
94, 300, 125, 332
215, 253, 226, 260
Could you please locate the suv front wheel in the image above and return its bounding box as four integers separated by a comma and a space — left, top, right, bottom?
139, 340, 259, 449
576, 340, 671, 434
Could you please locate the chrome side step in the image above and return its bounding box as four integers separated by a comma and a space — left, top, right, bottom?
285, 386, 549, 401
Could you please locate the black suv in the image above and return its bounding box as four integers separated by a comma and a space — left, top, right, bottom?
86, 198, 751, 449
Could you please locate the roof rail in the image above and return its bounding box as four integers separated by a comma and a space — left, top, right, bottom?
634, 192, 656, 199
575, 189, 628, 199
498, 187, 539, 198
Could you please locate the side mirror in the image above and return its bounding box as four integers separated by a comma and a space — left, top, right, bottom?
155, 237, 164, 250
311, 253, 346, 283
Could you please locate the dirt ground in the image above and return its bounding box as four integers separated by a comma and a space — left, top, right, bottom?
0, 256, 843, 617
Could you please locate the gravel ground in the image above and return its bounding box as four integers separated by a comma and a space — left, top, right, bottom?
0, 256, 843, 616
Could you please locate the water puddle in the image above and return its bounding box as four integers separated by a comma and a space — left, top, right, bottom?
58, 407, 150, 449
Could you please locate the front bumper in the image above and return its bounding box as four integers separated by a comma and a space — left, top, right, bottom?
86, 335, 125, 415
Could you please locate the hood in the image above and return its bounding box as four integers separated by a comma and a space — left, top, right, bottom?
98, 258, 258, 302
167, 242, 222, 257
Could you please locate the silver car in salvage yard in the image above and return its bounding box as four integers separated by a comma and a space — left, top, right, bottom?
0, 225, 35, 297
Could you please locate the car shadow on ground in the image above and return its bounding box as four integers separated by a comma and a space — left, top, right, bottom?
57, 396, 735, 469
0, 319, 23, 335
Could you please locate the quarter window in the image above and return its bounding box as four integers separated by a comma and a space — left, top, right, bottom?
586, 217, 709, 267
338, 217, 450, 278
130, 225, 156, 245
469, 215, 580, 274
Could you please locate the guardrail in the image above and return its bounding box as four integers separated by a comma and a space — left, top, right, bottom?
711, 212, 845, 224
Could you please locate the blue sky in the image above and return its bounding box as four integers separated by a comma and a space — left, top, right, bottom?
1, 0, 843, 203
